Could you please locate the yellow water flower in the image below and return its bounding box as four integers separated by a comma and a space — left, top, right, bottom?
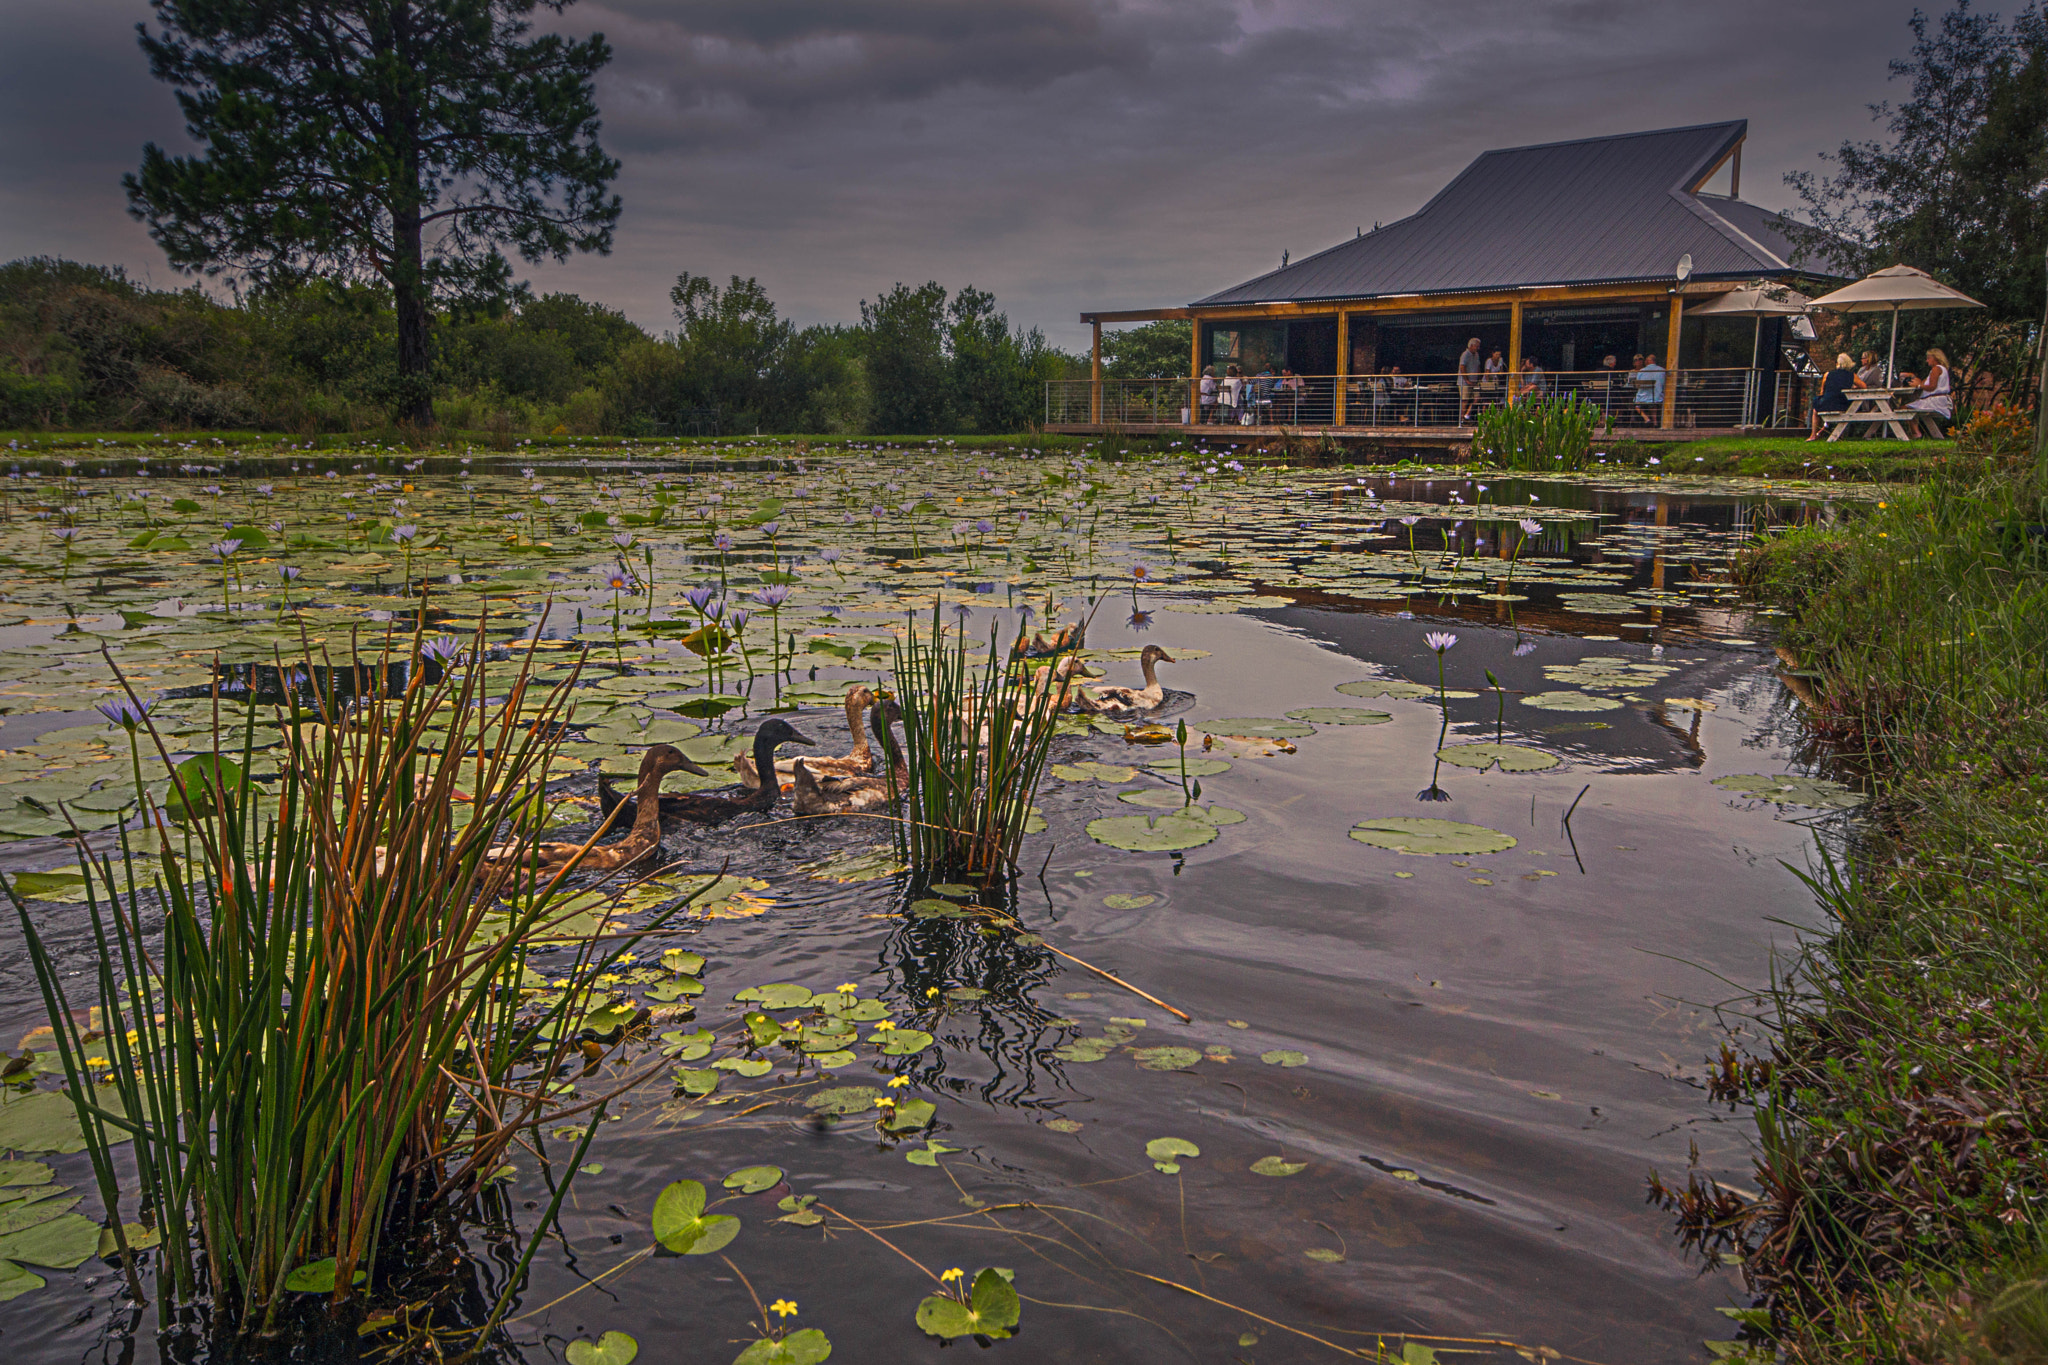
941, 1268, 963, 1283
888, 1075, 911, 1089
770, 1298, 797, 1318
836, 982, 857, 994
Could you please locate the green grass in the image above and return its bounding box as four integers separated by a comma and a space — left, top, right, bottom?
1591, 435, 1959, 480
0, 428, 1130, 455
1662, 459, 2048, 1363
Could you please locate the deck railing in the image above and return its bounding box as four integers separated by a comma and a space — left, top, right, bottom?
1047, 368, 1814, 431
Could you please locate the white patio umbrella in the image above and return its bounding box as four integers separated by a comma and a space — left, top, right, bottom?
1684, 282, 1814, 424
1807, 265, 1985, 384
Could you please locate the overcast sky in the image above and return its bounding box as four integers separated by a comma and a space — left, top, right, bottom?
0, 0, 1931, 351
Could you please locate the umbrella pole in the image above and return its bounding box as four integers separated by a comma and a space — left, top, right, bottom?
1748, 317, 1762, 425
1886, 306, 1899, 386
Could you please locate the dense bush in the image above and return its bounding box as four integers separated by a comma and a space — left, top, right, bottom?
0, 256, 1083, 435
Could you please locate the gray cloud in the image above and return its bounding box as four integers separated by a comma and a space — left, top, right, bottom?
2, 0, 1927, 349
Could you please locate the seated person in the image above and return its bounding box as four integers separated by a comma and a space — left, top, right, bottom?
1904, 347, 1953, 437
1806, 352, 1857, 441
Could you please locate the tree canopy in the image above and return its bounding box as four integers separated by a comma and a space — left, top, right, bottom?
125, 0, 621, 424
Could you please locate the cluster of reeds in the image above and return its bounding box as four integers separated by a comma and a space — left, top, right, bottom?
889, 604, 1071, 883
8, 620, 678, 1339
1471, 394, 1601, 471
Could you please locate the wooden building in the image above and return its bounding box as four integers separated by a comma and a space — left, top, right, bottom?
1058, 121, 1847, 436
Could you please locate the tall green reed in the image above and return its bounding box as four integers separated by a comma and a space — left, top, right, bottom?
1472, 395, 1601, 471
8, 617, 682, 1337
890, 604, 1070, 883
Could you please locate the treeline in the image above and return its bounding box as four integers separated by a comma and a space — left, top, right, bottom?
0, 257, 1086, 435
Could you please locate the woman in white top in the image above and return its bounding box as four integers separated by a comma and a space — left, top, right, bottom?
1198, 367, 1218, 423
1904, 347, 1952, 436
1221, 366, 1244, 422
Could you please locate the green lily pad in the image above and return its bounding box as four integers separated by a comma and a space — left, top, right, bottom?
0, 1211, 98, 1271
1711, 774, 1864, 809
1305, 1247, 1345, 1263
928, 882, 978, 898
882, 1099, 936, 1132
1348, 818, 1517, 855
1434, 743, 1560, 773
804, 1086, 881, 1115
1131, 1046, 1202, 1072
735, 983, 814, 1010
0, 1259, 44, 1303
1102, 893, 1156, 909
566, 1331, 640, 1365
1205, 717, 1314, 739
1251, 1156, 1307, 1177
1049, 761, 1139, 783
1143, 756, 1231, 777
1260, 1050, 1308, 1068
916, 1268, 1020, 1341
0, 1192, 81, 1236
1045, 1118, 1084, 1134
723, 1166, 784, 1195
652, 1179, 741, 1255
0, 1162, 53, 1188
1052, 1041, 1114, 1063
878, 1029, 934, 1056
278, 1257, 365, 1293
1519, 691, 1624, 712
1146, 1136, 1200, 1174
1337, 679, 1476, 700
677, 1069, 721, 1096
0, 1089, 125, 1155
1086, 813, 1218, 852
1284, 707, 1394, 726
905, 1140, 959, 1167
734, 1328, 834, 1364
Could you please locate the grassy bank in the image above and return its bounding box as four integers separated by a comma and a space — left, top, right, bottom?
0, 429, 1128, 456
1677, 459, 2048, 1362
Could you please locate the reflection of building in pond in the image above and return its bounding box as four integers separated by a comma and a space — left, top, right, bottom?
1062, 121, 1850, 434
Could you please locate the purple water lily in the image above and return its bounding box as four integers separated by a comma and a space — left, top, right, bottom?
96, 697, 151, 731
752, 585, 792, 608
683, 585, 717, 611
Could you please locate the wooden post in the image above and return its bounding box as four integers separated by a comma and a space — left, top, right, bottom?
1090, 319, 1103, 425
1661, 295, 1685, 430
1190, 319, 1202, 431
1506, 299, 1524, 405
1334, 312, 1349, 426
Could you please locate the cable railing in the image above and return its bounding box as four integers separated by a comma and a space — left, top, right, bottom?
1046, 368, 1815, 431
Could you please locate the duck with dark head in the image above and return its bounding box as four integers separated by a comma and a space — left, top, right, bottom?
598, 718, 815, 828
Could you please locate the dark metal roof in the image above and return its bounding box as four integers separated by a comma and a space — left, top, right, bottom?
1193, 122, 1848, 307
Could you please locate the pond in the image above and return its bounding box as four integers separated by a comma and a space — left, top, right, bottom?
0, 443, 1869, 1363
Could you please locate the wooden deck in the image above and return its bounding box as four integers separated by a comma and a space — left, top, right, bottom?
1044, 423, 1770, 445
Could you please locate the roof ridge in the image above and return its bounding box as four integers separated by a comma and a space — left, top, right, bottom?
1682, 195, 1790, 271
1475, 120, 1746, 160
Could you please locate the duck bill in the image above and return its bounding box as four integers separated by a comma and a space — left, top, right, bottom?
783, 728, 820, 747
676, 754, 712, 777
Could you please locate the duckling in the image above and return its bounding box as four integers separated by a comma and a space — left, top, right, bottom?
1080, 645, 1176, 715
735, 685, 874, 790
597, 718, 814, 828
791, 699, 905, 815
485, 743, 695, 874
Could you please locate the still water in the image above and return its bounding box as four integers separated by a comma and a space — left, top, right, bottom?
0, 450, 1862, 1362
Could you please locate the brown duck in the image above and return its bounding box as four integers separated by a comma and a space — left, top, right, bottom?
735, 685, 874, 789
486, 743, 703, 874
597, 718, 815, 828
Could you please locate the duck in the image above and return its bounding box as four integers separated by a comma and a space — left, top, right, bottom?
485, 743, 697, 874
596, 718, 815, 828
791, 699, 906, 815
1078, 645, 1176, 715
734, 685, 874, 790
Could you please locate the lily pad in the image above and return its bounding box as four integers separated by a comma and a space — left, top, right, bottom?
1434, 743, 1560, 773
1284, 707, 1394, 726
1519, 691, 1624, 712
0, 1259, 44, 1303
1102, 893, 1156, 909
916, 1268, 1020, 1341
804, 1086, 881, 1116
566, 1332, 640, 1365
878, 1029, 934, 1056
735, 983, 814, 1010
1711, 774, 1863, 809
1251, 1155, 1307, 1177
0, 1089, 124, 1155
1146, 1136, 1200, 1174
714, 1057, 773, 1077
1348, 818, 1517, 855
652, 1179, 741, 1255
1086, 813, 1218, 852
1114, 789, 1246, 823
0, 1213, 98, 1271
734, 1328, 834, 1365
723, 1166, 784, 1195
1337, 679, 1476, 700
1260, 1050, 1308, 1068
1143, 756, 1231, 777
0, 1162, 53, 1188
278, 1257, 365, 1293
882, 1099, 936, 1132
1205, 717, 1313, 739
1131, 1046, 1202, 1072
1049, 761, 1138, 783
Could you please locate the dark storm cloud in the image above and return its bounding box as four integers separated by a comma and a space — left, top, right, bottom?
1, 1, 1928, 346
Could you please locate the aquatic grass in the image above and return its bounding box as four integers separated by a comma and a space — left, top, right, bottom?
6, 616, 675, 1337
1671, 459, 2048, 1361
890, 604, 1067, 884
1471, 394, 1600, 472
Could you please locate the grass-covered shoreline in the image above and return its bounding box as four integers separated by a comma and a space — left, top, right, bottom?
1678, 458, 2048, 1362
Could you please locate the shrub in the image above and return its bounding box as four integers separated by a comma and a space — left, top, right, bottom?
1471, 395, 1601, 470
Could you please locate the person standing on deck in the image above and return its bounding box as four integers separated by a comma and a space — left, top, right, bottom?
1199, 367, 1217, 423
1457, 338, 1484, 423
1483, 348, 1506, 412
1633, 353, 1666, 425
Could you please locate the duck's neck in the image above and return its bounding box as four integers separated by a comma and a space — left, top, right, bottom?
874, 710, 906, 784
1138, 653, 1161, 689
628, 764, 669, 843
844, 694, 871, 763
742, 731, 782, 809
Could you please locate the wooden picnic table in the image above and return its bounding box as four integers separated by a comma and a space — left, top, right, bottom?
1825, 387, 1919, 441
